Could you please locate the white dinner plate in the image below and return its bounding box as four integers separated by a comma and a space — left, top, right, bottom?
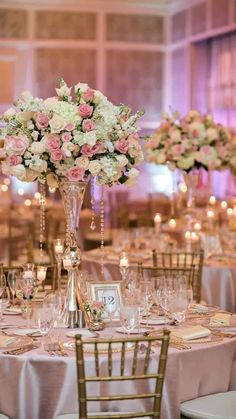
66, 329, 98, 338
3, 307, 21, 315
11, 328, 41, 336
116, 327, 150, 335
140, 317, 169, 326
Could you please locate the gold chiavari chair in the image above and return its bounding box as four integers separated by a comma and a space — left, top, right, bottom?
151, 250, 204, 303
57, 330, 170, 419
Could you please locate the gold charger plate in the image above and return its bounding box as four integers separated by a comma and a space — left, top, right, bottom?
0, 335, 33, 350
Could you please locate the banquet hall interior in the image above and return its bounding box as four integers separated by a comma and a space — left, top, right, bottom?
1, 0, 236, 418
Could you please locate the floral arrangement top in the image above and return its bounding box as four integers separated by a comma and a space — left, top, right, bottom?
0, 79, 144, 186
146, 110, 233, 172
84, 300, 105, 320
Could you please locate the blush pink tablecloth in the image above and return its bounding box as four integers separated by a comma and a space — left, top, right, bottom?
0, 315, 236, 419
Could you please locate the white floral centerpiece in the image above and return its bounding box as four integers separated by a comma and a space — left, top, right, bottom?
145, 110, 233, 172
0, 79, 144, 186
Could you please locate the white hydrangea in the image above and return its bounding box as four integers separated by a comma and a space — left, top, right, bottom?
88, 160, 102, 176
75, 156, 89, 169
30, 141, 46, 154
29, 156, 47, 172
83, 131, 97, 147
116, 155, 128, 167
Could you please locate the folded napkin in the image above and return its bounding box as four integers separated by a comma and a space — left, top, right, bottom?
210, 313, 231, 327
172, 325, 211, 341
190, 304, 209, 314
0, 335, 16, 346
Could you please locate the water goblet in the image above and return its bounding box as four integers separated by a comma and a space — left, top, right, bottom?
37, 307, 54, 347
120, 305, 139, 336
172, 289, 189, 325
7, 269, 20, 307
102, 291, 119, 337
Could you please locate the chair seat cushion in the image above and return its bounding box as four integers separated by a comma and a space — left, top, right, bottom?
0, 415, 10, 419
181, 391, 236, 419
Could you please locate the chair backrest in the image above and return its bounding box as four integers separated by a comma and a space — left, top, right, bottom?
151, 250, 204, 303
75, 329, 170, 419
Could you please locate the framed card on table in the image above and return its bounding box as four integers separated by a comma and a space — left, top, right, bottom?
87, 281, 123, 322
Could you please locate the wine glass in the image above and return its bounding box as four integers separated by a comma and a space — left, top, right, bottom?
19, 272, 35, 327
140, 281, 154, 321
171, 289, 189, 325
7, 269, 20, 307
120, 305, 139, 335
102, 291, 119, 337
0, 274, 6, 298
36, 307, 54, 346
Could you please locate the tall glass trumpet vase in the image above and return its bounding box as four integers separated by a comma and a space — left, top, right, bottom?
57, 176, 90, 328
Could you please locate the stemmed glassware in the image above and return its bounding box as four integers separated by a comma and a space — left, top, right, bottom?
7, 269, 20, 307
19, 264, 35, 327
102, 290, 119, 337
36, 306, 54, 346
120, 305, 139, 335
0, 274, 9, 322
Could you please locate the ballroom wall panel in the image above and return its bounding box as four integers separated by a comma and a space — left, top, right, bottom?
36, 48, 96, 97
190, 2, 207, 36
171, 10, 187, 42
106, 50, 163, 119
35, 11, 96, 40
106, 14, 164, 44
0, 9, 28, 38
211, 0, 230, 29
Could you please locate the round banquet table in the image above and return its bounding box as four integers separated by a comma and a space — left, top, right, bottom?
1, 314, 236, 419
82, 249, 236, 313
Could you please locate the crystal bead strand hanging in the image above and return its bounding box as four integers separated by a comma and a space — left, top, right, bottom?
90, 178, 96, 231
100, 186, 105, 278
39, 182, 46, 262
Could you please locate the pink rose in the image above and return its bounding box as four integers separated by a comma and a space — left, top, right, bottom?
45, 135, 60, 151
64, 122, 75, 132
82, 88, 94, 102
77, 104, 93, 119
8, 135, 29, 155
172, 144, 185, 155
35, 113, 49, 129
82, 119, 95, 132
7, 155, 22, 166
81, 142, 102, 157
51, 149, 65, 161
61, 132, 72, 142
115, 139, 129, 154
66, 167, 85, 181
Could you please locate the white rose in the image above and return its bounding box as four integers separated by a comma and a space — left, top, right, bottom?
116, 155, 128, 167
188, 110, 201, 118
56, 84, 71, 98
74, 83, 88, 93
177, 156, 194, 170
4, 108, 16, 118
17, 111, 35, 122
156, 152, 166, 164
207, 128, 218, 142
11, 164, 26, 181
30, 141, 46, 154
170, 129, 181, 142
83, 131, 97, 147
32, 131, 39, 141
75, 156, 89, 169
49, 115, 66, 133
20, 91, 33, 102
88, 160, 102, 176
62, 142, 76, 157
44, 97, 59, 111
27, 121, 34, 130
